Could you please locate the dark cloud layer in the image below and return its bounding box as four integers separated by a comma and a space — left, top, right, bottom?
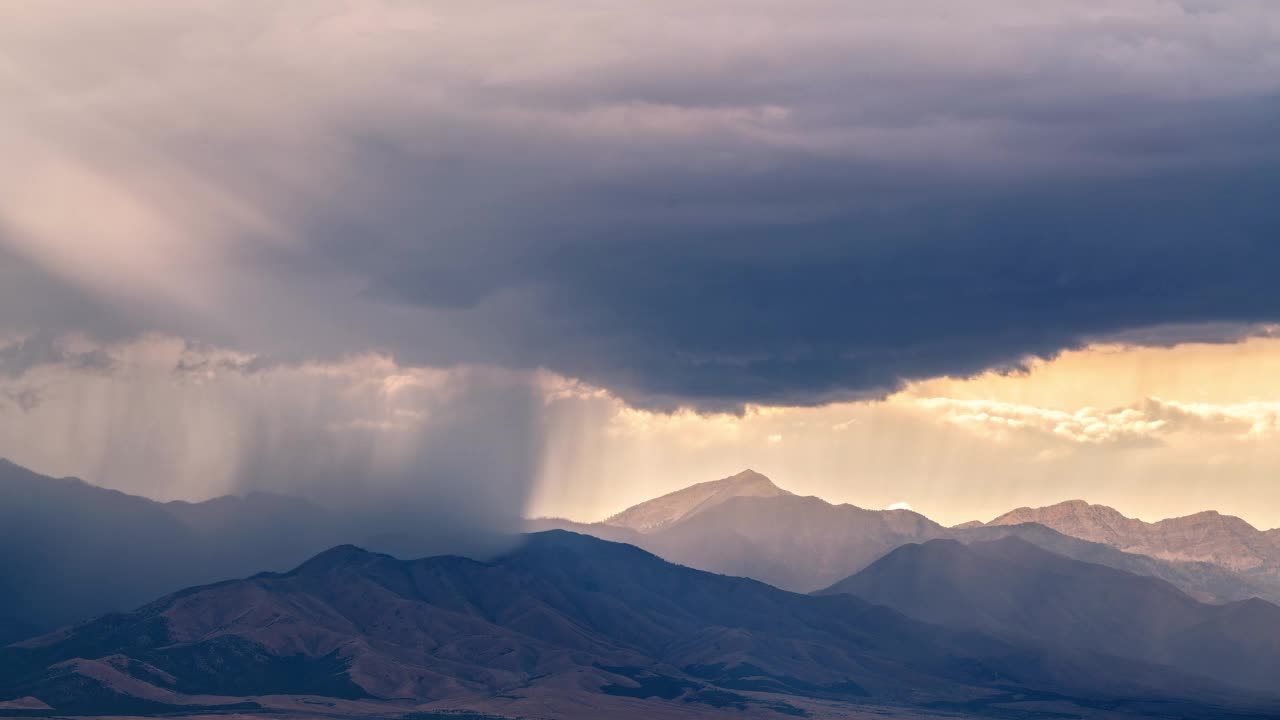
360, 165, 1280, 409
2, 2, 1279, 411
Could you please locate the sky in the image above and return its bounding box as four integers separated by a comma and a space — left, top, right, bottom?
2, 2, 1279, 528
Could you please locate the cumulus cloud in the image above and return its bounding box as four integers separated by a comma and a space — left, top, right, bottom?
0, 2, 1278, 410
912, 395, 1280, 446
0, 334, 115, 378
914, 397, 1168, 446
1146, 398, 1280, 437
0, 387, 42, 413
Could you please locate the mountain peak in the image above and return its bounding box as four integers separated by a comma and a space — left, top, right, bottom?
290, 544, 382, 575
990, 499, 1129, 524
726, 468, 770, 483
602, 469, 792, 533
1044, 499, 1122, 515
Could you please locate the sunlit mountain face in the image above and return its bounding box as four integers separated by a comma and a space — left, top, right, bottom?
2, 2, 1280, 718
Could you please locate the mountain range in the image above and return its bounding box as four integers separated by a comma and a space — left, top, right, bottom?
536, 470, 1280, 606
7, 459, 1280, 647
984, 499, 1280, 571
6, 458, 1280, 718
4, 530, 1280, 719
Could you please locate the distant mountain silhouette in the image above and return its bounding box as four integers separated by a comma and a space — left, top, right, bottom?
3, 532, 1275, 718
0, 458, 514, 645
985, 500, 1280, 571
820, 537, 1280, 694
955, 522, 1278, 605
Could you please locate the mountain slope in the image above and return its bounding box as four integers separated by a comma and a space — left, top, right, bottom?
603, 469, 792, 532
581, 470, 950, 592
820, 537, 1280, 693
4, 532, 1274, 718
641, 494, 946, 591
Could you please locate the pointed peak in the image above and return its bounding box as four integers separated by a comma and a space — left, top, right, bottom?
1182, 509, 1226, 519
1047, 499, 1107, 512
525, 528, 634, 553
990, 499, 1127, 522
723, 469, 778, 487
602, 469, 792, 532
1057, 500, 1123, 516
291, 544, 383, 575
1160, 509, 1261, 532
1014, 499, 1098, 510
1175, 509, 1223, 520
315, 543, 372, 560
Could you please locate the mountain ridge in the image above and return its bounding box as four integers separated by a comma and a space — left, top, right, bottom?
543, 472, 1280, 603
985, 499, 1280, 571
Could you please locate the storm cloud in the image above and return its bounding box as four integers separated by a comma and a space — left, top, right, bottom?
2, 1, 1279, 411
0, 335, 545, 524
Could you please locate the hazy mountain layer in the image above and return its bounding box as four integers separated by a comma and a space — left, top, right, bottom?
954, 523, 1280, 605
0, 459, 515, 645
821, 537, 1280, 694
643, 494, 946, 591
986, 500, 1280, 571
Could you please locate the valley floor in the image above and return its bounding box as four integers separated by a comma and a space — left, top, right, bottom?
4, 690, 1277, 720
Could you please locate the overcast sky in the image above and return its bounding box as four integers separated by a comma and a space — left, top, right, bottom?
2, 2, 1279, 527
